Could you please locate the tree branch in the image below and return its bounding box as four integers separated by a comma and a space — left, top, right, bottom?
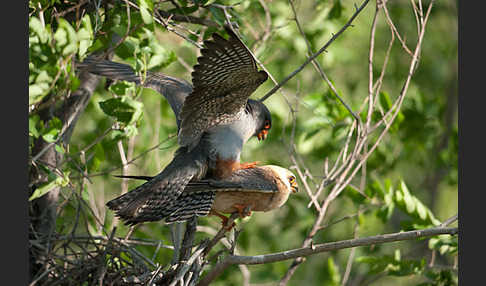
199, 226, 457, 285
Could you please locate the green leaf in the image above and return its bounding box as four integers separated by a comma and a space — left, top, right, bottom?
54, 144, 65, 154
394, 180, 441, 227
328, 0, 343, 20
54, 18, 78, 56
29, 17, 50, 44
209, 6, 226, 26
29, 70, 54, 105
88, 143, 105, 172
357, 253, 426, 277
29, 115, 41, 138
115, 37, 141, 60
29, 171, 70, 201
77, 15, 94, 58
139, 0, 154, 24
429, 235, 458, 255
29, 84, 49, 105
414, 197, 428, 221
394, 187, 403, 204
344, 184, 368, 204
365, 180, 383, 198
69, 72, 81, 92
379, 91, 392, 110
376, 202, 394, 223
108, 81, 137, 96
110, 124, 139, 141
400, 181, 416, 214
327, 257, 341, 285
36, 70, 53, 83
29, 180, 58, 201
424, 269, 457, 285
177, 0, 188, 6
41, 117, 63, 143
99, 96, 144, 125
87, 38, 105, 53
147, 50, 177, 69
123, 124, 139, 137
81, 185, 91, 203
394, 249, 401, 261
390, 110, 405, 133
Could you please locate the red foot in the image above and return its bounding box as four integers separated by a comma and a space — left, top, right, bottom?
233, 204, 252, 218
210, 210, 236, 230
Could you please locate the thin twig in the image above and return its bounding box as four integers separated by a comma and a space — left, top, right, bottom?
259, 0, 371, 102
288, 0, 359, 122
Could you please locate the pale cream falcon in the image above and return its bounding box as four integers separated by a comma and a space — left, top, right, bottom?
116, 165, 298, 224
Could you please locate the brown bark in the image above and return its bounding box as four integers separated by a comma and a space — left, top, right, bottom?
29, 68, 102, 281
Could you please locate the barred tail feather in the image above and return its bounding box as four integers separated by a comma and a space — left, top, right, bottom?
164, 191, 215, 224
105, 186, 155, 226
106, 145, 208, 225
107, 189, 215, 225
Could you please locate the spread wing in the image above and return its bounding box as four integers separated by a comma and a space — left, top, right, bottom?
177, 27, 268, 148
76, 56, 192, 128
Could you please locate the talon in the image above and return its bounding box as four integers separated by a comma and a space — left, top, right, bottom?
210, 210, 236, 230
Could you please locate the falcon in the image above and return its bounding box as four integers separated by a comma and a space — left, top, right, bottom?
78, 27, 272, 224
114, 165, 299, 225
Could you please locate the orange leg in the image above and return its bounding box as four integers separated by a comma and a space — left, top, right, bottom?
233, 204, 252, 218
239, 161, 260, 170
210, 210, 235, 230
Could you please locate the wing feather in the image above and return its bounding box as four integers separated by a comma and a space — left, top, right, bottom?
185, 167, 278, 194
76, 56, 191, 127
106, 145, 208, 225
178, 27, 268, 148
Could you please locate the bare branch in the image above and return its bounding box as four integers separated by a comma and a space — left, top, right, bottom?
259, 0, 371, 102
288, 0, 359, 121
200, 227, 457, 285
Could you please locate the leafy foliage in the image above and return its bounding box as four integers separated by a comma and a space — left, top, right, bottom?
28, 0, 457, 285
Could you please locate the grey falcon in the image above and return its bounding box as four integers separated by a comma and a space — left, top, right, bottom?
115, 165, 299, 225
78, 27, 272, 225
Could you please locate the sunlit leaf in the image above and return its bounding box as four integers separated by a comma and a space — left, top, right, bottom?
77, 15, 94, 58
139, 0, 154, 24
41, 117, 63, 143
29, 171, 70, 201
99, 96, 144, 125
54, 18, 78, 56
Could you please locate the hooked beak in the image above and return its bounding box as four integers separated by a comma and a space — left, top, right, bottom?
257, 129, 268, 141
291, 182, 299, 193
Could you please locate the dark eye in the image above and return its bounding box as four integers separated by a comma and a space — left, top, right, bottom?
264, 120, 271, 129
289, 176, 296, 184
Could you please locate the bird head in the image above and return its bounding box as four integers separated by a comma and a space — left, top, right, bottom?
247, 99, 272, 141
265, 165, 299, 194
